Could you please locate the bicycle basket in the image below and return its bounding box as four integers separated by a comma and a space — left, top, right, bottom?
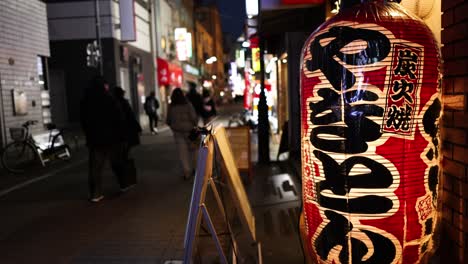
9, 127, 27, 142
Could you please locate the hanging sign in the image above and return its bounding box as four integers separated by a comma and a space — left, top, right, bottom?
119, 0, 136, 42
300, 1, 441, 263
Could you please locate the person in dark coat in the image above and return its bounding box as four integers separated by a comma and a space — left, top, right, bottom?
201, 88, 217, 124
113, 86, 142, 153
144, 91, 159, 134
80, 76, 126, 202
186, 82, 203, 124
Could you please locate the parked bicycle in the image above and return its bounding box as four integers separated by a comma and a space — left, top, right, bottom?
1, 120, 73, 173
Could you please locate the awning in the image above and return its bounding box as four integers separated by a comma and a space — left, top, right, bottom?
157, 57, 183, 87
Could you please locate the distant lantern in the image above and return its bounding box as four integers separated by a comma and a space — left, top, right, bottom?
300, 0, 441, 263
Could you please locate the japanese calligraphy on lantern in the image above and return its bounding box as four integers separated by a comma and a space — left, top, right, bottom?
301, 15, 441, 264
383, 44, 423, 136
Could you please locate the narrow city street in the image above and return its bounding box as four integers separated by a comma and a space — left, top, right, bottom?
1, 0, 465, 263
0, 105, 304, 264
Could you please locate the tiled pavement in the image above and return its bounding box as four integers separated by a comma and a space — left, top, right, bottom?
0, 104, 304, 264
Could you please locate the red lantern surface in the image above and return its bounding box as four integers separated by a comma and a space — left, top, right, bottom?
300, 1, 441, 263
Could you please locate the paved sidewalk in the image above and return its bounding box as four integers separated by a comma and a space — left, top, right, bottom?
0, 128, 192, 263
0, 103, 305, 263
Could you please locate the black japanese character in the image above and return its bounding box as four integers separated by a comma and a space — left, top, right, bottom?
307, 26, 391, 92
391, 79, 415, 103
423, 98, 442, 202
309, 88, 383, 154
313, 150, 393, 214
394, 49, 418, 79
315, 210, 397, 263
386, 104, 412, 131
423, 98, 441, 139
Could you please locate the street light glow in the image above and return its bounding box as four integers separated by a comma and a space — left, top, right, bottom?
205, 56, 217, 64
245, 0, 258, 17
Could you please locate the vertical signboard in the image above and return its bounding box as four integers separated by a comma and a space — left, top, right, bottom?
186, 32, 193, 59
119, 0, 136, 42
175, 27, 188, 61
300, 1, 441, 263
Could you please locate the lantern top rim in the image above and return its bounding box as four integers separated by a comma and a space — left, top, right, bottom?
340, 0, 401, 11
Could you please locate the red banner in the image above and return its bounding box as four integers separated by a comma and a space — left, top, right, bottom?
157, 58, 169, 86
169, 63, 183, 87
157, 58, 183, 87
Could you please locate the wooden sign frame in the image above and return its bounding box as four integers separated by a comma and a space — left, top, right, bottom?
183, 134, 220, 263
224, 126, 252, 182
183, 126, 260, 263
213, 126, 256, 241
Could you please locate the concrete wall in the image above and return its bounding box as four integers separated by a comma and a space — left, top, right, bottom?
48, 0, 151, 53
440, 0, 468, 263
0, 0, 50, 145
47, 0, 153, 125
154, 0, 175, 59
47, 0, 114, 40
111, 0, 152, 53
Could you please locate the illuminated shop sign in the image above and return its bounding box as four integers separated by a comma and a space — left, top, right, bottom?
236, 49, 245, 68
184, 64, 199, 76
251, 48, 260, 72
175, 27, 192, 61
245, 0, 259, 17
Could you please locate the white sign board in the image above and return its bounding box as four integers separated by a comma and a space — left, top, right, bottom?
120, 0, 136, 42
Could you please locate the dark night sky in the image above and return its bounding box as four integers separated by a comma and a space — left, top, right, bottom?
216, 0, 246, 39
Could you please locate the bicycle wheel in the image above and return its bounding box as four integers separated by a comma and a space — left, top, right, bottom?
1, 141, 39, 173
51, 132, 72, 160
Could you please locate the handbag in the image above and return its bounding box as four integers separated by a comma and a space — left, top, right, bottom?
188, 127, 199, 142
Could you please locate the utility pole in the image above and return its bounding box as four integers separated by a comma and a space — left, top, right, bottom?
95, 0, 104, 75
257, 0, 270, 163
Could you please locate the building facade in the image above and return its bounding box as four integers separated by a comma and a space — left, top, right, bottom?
195, 20, 214, 88
0, 0, 50, 146
46, 0, 155, 127
153, 0, 198, 120
195, 4, 224, 93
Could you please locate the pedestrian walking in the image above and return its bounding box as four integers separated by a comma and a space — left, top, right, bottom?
113, 86, 141, 191
144, 91, 160, 134
186, 82, 203, 121
113, 86, 142, 156
166, 88, 198, 180
80, 76, 126, 202
201, 88, 217, 125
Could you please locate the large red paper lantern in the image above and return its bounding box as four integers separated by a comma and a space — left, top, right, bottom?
300, 0, 441, 263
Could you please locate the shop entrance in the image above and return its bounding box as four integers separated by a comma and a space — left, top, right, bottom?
49, 69, 68, 126
129, 56, 143, 114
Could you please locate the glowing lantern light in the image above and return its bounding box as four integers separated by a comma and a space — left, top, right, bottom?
300, 0, 441, 263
